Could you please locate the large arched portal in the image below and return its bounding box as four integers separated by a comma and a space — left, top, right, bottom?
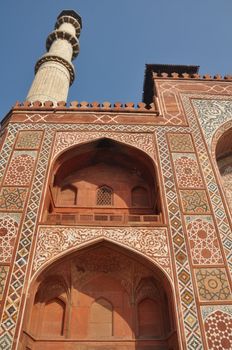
21, 243, 179, 350
215, 128, 232, 213
43, 138, 163, 226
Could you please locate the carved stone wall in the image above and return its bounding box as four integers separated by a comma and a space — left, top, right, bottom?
0, 81, 232, 349
32, 226, 170, 279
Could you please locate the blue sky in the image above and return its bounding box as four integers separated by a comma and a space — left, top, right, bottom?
1, 0, 232, 118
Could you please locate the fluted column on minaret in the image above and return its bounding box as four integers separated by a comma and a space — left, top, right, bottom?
26, 10, 82, 103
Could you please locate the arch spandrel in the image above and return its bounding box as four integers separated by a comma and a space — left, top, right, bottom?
191, 98, 232, 148
52, 131, 157, 163
32, 226, 172, 284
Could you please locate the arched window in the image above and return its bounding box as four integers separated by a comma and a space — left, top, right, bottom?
96, 186, 113, 206
30, 278, 68, 338
131, 186, 149, 207
59, 184, 77, 205
138, 298, 162, 338
89, 298, 113, 338
40, 298, 66, 336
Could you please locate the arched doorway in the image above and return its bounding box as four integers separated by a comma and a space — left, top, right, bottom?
21, 243, 179, 350
215, 128, 232, 213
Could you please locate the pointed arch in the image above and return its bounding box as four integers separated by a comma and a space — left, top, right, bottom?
43, 137, 163, 225
52, 133, 158, 166
22, 241, 180, 349
59, 183, 77, 205
89, 297, 113, 338
28, 275, 68, 338
138, 298, 162, 337
212, 121, 232, 213
32, 229, 172, 286
40, 298, 66, 336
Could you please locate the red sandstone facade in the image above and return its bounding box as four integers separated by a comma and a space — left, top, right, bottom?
0, 11, 232, 350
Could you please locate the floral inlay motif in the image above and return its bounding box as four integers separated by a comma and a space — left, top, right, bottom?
180, 190, 210, 214
0, 187, 27, 211
168, 133, 194, 152
33, 226, 170, 277
15, 131, 43, 149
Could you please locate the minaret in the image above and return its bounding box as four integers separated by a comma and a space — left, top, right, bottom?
26, 10, 82, 103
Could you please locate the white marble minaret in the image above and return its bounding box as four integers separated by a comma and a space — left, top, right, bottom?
26, 10, 82, 103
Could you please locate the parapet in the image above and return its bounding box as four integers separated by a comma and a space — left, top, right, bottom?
12, 101, 158, 113
143, 63, 232, 104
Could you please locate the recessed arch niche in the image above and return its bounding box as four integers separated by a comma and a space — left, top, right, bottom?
21, 242, 180, 350
43, 138, 162, 225
215, 127, 232, 213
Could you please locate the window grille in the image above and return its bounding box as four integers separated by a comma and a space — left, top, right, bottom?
96, 186, 113, 206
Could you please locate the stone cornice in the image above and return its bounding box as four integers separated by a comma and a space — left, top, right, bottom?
12, 100, 158, 113
46, 30, 79, 59
153, 72, 232, 81
55, 14, 82, 37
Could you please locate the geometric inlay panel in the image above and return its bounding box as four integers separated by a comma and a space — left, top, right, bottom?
182, 94, 232, 276
0, 128, 15, 186
185, 216, 223, 265
0, 187, 28, 211
168, 133, 194, 152
0, 213, 21, 263
180, 189, 210, 214
15, 130, 43, 149
172, 153, 204, 188
33, 226, 171, 278
0, 265, 9, 300
157, 125, 203, 348
3, 151, 37, 186
202, 307, 232, 350
0, 126, 53, 349
195, 268, 232, 301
